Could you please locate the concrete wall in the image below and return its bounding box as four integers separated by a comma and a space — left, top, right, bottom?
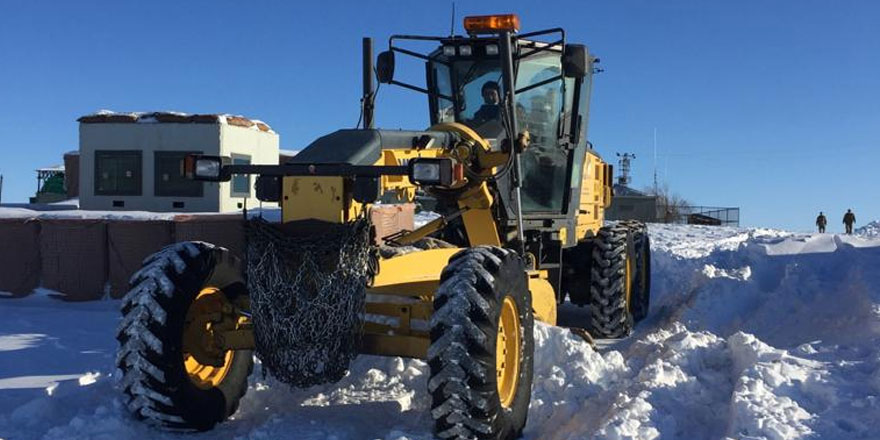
79, 123, 279, 212
63, 152, 80, 199
218, 125, 280, 212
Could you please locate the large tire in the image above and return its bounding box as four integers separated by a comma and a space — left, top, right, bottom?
589, 225, 637, 338
116, 241, 253, 431
429, 246, 534, 440
621, 221, 651, 322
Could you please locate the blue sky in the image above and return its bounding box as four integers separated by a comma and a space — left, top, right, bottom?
0, 1, 877, 231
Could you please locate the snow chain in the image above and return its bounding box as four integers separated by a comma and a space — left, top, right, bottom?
245, 217, 376, 387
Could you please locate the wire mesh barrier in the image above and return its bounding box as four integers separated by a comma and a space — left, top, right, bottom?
245, 217, 376, 388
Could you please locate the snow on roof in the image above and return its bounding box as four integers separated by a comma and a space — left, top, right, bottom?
279, 149, 299, 157
77, 110, 276, 134
36, 165, 65, 173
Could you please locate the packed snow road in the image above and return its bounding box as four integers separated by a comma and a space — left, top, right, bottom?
1, 224, 878, 440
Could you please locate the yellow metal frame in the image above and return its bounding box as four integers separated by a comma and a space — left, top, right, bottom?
274, 122, 584, 360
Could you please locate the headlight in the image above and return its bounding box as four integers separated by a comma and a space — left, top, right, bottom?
409, 158, 453, 186
485, 44, 499, 55
458, 45, 472, 56
443, 45, 456, 56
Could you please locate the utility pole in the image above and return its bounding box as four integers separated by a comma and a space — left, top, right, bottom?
0, 174, 3, 205
615, 153, 636, 187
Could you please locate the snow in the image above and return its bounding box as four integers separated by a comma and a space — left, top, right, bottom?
81, 110, 277, 134
1, 225, 879, 439
856, 220, 880, 238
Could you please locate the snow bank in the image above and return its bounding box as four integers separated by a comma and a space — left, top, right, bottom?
1, 225, 878, 439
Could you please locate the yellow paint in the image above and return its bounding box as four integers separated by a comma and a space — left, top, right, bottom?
527, 272, 557, 325
625, 252, 633, 313
458, 184, 501, 246
360, 333, 430, 359
282, 176, 363, 223
496, 296, 521, 408
369, 248, 461, 296
574, 151, 608, 240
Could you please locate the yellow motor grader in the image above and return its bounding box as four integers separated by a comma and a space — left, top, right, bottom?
116, 14, 650, 440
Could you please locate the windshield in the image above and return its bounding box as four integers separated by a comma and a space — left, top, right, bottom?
432, 45, 569, 212
434, 59, 506, 139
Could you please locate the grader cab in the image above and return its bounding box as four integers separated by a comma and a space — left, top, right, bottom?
116, 14, 651, 440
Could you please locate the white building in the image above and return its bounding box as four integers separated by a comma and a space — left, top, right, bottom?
78, 111, 279, 212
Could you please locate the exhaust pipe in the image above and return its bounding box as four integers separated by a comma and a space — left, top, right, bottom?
362, 37, 375, 129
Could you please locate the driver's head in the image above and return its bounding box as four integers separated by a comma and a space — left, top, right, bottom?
481, 81, 501, 105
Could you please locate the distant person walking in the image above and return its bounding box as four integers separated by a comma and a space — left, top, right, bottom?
816, 212, 827, 233
843, 209, 856, 234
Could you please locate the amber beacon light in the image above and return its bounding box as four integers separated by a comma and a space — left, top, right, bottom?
463, 14, 521, 34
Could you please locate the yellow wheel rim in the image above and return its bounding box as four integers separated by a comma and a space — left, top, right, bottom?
496, 296, 521, 408
182, 288, 235, 390
625, 253, 633, 312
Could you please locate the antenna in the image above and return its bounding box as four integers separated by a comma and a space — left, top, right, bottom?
615, 153, 636, 186
653, 128, 658, 193
449, 2, 456, 36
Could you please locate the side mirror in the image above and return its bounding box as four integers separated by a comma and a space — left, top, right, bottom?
184, 154, 230, 182
562, 44, 588, 78
376, 50, 395, 84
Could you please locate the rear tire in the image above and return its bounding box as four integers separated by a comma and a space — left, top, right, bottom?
589, 225, 636, 338
116, 242, 253, 431
621, 221, 651, 322
429, 246, 534, 440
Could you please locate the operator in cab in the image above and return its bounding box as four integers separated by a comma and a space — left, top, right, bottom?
471, 81, 502, 125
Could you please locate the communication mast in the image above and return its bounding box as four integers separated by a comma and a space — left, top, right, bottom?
616, 153, 636, 187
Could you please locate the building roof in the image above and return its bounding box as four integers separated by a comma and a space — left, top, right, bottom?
77, 110, 275, 134
614, 184, 650, 197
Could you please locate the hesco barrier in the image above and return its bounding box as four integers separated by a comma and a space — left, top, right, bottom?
40, 219, 108, 301
107, 221, 173, 298
0, 219, 41, 296
0, 206, 414, 301
174, 215, 245, 259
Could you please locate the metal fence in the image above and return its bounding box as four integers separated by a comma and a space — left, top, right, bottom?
657, 205, 740, 227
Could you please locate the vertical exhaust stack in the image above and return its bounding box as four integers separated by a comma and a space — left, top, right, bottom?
363, 37, 375, 129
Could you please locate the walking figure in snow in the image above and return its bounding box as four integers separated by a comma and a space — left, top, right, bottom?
816, 212, 827, 233
843, 209, 856, 234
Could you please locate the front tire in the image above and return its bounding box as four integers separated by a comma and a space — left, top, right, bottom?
429, 246, 534, 440
116, 242, 253, 431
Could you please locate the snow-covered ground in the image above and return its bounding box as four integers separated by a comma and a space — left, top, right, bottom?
1, 224, 879, 440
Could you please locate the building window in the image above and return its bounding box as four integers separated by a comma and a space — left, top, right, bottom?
154, 151, 203, 197
231, 154, 251, 197
95, 150, 142, 196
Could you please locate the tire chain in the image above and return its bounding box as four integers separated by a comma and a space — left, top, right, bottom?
245, 217, 375, 387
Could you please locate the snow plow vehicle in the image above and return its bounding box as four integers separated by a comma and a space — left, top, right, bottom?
116, 14, 651, 440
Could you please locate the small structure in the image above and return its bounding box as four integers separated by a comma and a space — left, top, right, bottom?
78, 111, 279, 212
606, 184, 659, 223
30, 165, 67, 203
